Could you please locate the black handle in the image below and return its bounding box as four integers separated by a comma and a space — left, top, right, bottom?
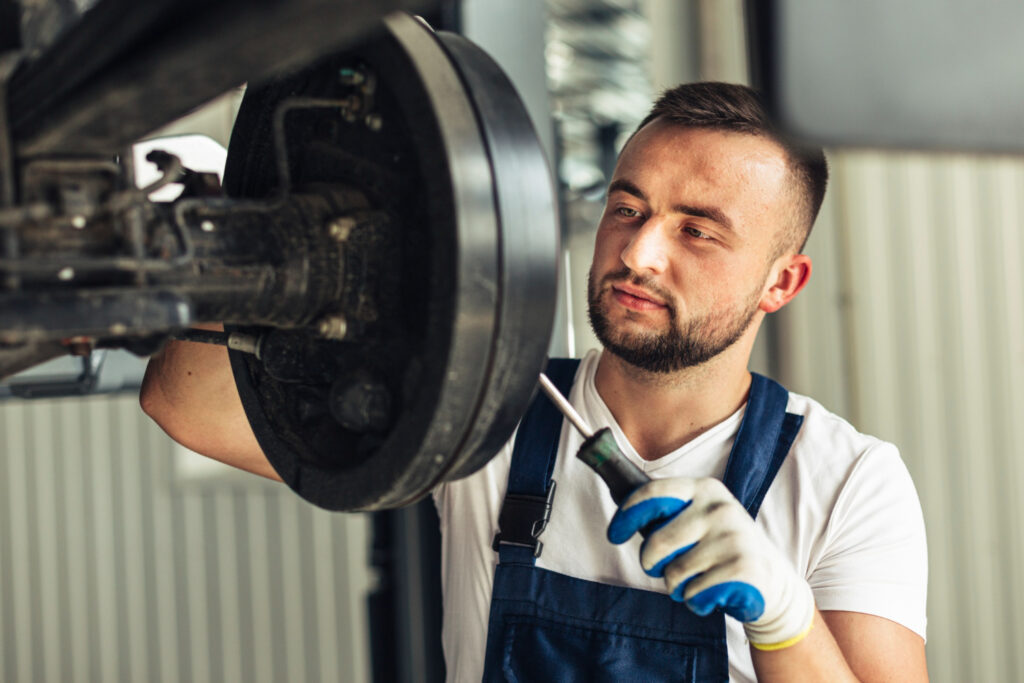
577, 428, 651, 504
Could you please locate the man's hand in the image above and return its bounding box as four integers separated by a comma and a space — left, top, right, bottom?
607, 477, 814, 650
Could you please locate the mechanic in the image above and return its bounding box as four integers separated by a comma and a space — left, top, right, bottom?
140, 82, 928, 682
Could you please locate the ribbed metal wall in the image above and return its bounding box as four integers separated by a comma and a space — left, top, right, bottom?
778, 150, 1024, 681
0, 394, 372, 683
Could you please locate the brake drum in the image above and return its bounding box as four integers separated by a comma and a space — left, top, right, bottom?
224, 14, 558, 511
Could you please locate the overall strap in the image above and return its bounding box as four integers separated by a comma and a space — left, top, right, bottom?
493, 358, 580, 565
721, 373, 804, 518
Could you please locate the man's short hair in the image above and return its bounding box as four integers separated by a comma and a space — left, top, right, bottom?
634, 82, 828, 254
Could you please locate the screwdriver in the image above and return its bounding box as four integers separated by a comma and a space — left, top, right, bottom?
538, 373, 651, 506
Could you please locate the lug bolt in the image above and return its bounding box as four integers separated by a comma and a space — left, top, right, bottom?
328, 216, 356, 241
365, 114, 383, 132
318, 315, 348, 340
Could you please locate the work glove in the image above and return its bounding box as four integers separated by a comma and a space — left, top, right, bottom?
607, 477, 815, 650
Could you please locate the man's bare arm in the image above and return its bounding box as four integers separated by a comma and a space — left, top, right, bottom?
140, 323, 282, 481
750, 609, 928, 682
825, 610, 927, 681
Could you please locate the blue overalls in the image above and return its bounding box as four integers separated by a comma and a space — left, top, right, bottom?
482, 359, 804, 682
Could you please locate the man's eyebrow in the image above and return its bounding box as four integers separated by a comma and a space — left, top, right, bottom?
608, 178, 735, 233
607, 178, 646, 201
673, 203, 735, 233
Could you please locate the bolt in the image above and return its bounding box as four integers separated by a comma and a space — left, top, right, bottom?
329, 374, 393, 433
226, 332, 260, 356
57, 267, 74, 281
338, 67, 366, 86
328, 216, 356, 242
109, 323, 128, 335
365, 113, 383, 132
200, 220, 216, 232
317, 315, 348, 340
339, 94, 363, 123
71, 215, 86, 229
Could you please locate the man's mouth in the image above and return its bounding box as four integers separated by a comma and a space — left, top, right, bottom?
610, 283, 668, 312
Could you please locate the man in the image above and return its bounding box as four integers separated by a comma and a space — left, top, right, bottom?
142, 82, 928, 681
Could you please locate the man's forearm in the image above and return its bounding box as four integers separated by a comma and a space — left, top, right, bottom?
140, 323, 281, 481
751, 609, 929, 683
750, 609, 858, 682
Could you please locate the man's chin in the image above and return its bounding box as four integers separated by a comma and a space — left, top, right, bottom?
593, 325, 682, 371
602, 328, 666, 352
602, 340, 682, 374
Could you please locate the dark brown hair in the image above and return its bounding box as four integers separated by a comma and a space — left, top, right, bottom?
635, 82, 828, 253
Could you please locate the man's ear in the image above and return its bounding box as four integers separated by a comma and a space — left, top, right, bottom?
759, 254, 812, 313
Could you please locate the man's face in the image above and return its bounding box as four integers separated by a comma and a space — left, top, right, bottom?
587, 120, 797, 373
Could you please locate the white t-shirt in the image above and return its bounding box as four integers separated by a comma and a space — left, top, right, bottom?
433, 350, 928, 682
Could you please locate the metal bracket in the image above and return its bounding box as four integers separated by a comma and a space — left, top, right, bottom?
8, 350, 106, 399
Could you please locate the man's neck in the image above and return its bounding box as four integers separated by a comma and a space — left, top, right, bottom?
593, 349, 752, 462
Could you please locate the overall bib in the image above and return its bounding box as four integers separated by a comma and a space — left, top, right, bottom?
481, 359, 804, 682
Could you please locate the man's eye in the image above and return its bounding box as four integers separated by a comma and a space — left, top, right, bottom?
684, 226, 711, 240
616, 207, 641, 218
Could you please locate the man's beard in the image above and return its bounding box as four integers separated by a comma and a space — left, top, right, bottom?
587, 267, 762, 374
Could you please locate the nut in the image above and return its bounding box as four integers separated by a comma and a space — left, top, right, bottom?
317, 315, 348, 340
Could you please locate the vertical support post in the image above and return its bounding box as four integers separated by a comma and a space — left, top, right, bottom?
0, 56, 19, 208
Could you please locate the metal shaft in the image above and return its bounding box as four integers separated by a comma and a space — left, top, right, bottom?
538, 372, 594, 438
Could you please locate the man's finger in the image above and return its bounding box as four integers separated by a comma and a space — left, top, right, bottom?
685, 580, 765, 621
607, 496, 689, 544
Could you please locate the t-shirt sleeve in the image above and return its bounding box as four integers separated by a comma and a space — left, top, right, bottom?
808, 442, 928, 639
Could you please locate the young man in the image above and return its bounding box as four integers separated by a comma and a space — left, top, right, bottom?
142, 83, 928, 681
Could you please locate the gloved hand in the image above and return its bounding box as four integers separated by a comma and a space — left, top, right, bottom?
607, 477, 815, 650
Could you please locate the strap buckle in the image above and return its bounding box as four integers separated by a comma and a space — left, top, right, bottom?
491, 480, 557, 558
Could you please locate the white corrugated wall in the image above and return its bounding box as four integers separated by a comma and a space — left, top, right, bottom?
778, 149, 1024, 681
0, 394, 372, 683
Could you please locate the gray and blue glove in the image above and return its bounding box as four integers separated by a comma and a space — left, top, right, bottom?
608, 477, 815, 650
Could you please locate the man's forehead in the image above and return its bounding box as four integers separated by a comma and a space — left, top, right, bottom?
610, 122, 795, 243
618, 122, 788, 177
620, 122, 789, 194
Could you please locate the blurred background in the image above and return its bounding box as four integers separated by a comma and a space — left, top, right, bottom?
1, 0, 1022, 680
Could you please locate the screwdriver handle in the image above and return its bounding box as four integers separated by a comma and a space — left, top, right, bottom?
576, 428, 651, 505
537, 374, 657, 536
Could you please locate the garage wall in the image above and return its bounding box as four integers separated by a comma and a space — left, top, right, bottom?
778, 151, 1024, 682
0, 395, 372, 683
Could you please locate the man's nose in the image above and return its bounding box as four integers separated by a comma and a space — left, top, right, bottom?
620, 218, 670, 275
